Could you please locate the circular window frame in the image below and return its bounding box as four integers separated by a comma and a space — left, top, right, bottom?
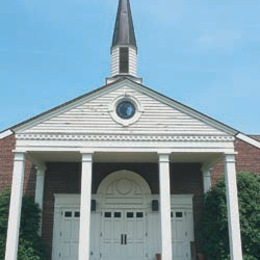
116, 100, 136, 119
109, 95, 143, 126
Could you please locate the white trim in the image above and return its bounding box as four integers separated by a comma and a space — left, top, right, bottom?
0, 130, 12, 139
53, 194, 193, 207
237, 133, 260, 149
14, 146, 236, 154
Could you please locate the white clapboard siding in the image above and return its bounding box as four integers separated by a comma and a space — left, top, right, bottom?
23, 86, 227, 135
129, 47, 137, 76
111, 48, 119, 77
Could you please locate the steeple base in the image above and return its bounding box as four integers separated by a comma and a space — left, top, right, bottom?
106, 75, 143, 85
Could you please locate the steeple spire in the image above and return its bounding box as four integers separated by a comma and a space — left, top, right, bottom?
112, 0, 137, 47
106, 0, 142, 84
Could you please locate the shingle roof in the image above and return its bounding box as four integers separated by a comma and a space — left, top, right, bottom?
250, 135, 260, 141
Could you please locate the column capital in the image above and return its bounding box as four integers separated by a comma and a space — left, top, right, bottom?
158, 153, 170, 163
157, 149, 171, 155
81, 153, 93, 163
224, 153, 237, 163
202, 167, 212, 174
13, 151, 26, 162
202, 167, 211, 177
35, 164, 47, 172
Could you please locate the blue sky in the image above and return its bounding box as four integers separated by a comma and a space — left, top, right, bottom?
0, 0, 260, 134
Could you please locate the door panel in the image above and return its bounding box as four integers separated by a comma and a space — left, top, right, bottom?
102, 211, 125, 260
171, 210, 191, 260
125, 211, 146, 259
101, 210, 147, 260
60, 210, 80, 260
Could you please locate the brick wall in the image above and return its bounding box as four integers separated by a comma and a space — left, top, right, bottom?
0, 134, 15, 191
0, 134, 36, 196
211, 138, 260, 185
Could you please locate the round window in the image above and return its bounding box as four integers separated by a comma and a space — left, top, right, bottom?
116, 100, 136, 119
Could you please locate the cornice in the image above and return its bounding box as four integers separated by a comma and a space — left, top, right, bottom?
16, 133, 234, 142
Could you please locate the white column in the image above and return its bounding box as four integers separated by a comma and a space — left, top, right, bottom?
224, 154, 243, 260
202, 167, 212, 193
158, 153, 173, 260
35, 165, 46, 235
78, 153, 93, 260
5, 152, 26, 260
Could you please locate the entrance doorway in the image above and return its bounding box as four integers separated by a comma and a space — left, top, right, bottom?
52, 171, 194, 259
97, 170, 150, 260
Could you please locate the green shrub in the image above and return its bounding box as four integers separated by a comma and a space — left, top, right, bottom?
199, 172, 260, 260
0, 189, 46, 259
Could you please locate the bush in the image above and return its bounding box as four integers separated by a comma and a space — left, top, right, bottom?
199, 172, 260, 260
0, 189, 46, 260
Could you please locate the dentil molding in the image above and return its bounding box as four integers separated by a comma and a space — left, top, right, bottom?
16, 133, 235, 142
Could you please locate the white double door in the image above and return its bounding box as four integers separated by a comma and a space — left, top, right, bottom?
101, 209, 147, 260
53, 195, 194, 260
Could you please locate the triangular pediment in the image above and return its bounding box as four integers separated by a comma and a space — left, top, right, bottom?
13, 79, 237, 137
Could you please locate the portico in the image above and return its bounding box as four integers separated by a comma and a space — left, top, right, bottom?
5, 141, 242, 260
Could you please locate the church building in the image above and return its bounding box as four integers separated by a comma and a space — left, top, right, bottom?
1, 0, 260, 260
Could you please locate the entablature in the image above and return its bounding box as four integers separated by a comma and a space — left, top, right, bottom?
15, 132, 235, 157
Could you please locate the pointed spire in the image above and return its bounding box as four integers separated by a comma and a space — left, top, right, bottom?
112, 0, 137, 48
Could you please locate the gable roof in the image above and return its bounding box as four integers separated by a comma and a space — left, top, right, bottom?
0, 77, 259, 149
0, 78, 236, 135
